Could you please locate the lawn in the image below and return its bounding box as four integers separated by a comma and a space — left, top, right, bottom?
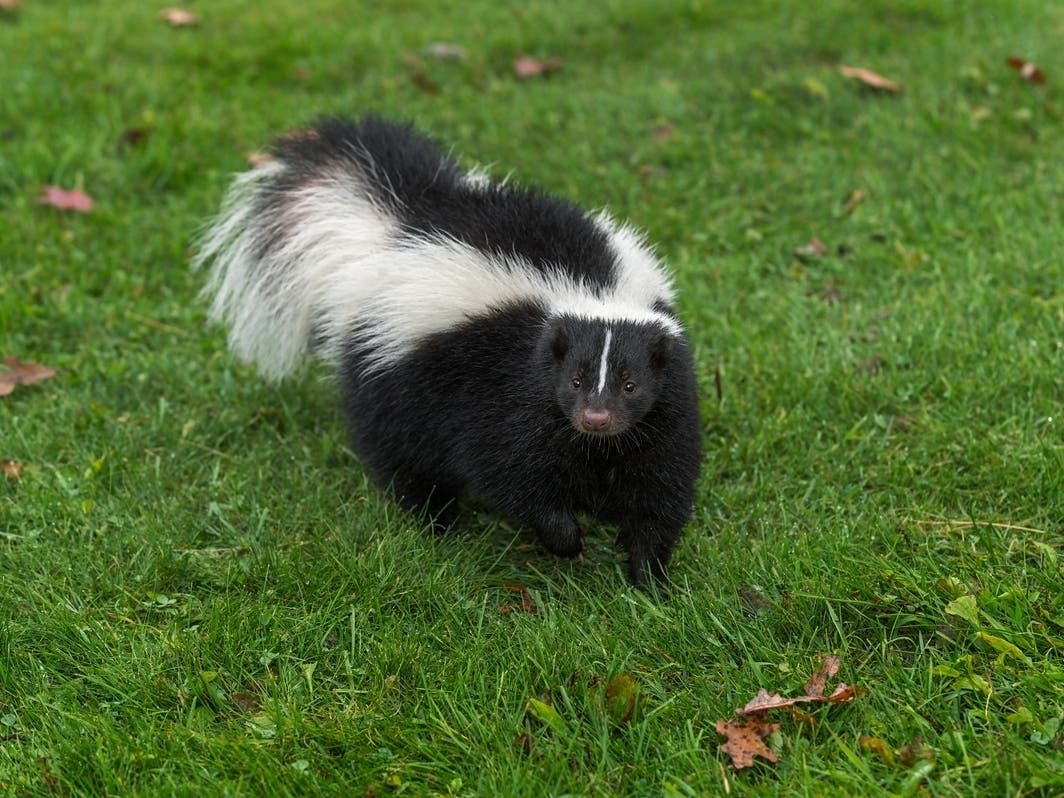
2, 0, 1063, 795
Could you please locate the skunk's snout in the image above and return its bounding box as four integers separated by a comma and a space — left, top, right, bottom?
580, 407, 613, 432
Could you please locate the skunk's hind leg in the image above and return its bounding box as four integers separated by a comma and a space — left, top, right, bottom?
389, 469, 461, 531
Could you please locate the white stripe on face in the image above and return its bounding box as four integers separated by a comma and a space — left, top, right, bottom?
595, 328, 613, 394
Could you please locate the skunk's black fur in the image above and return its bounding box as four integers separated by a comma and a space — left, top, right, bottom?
196, 115, 702, 587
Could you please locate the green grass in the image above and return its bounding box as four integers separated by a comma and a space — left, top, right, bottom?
2, 0, 1063, 795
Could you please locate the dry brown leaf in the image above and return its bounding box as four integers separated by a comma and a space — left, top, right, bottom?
803, 653, 840, 697
0, 0, 22, 11
838, 65, 901, 93
410, 69, 441, 95
513, 54, 564, 79
897, 736, 935, 766
719, 654, 863, 771
735, 654, 863, 711
230, 692, 261, 714
652, 123, 676, 143
159, 8, 199, 26
1006, 56, 1046, 84
119, 127, 150, 148
0, 357, 57, 397
821, 682, 864, 703
1, 459, 22, 481
737, 680, 862, 715
739, 689, 800, 714
38, 186, 93, 213
843, 188, 868, 213
794, 237, 829, 259
424, 42, 467, 61
500, 583, 538, 614
716, 717, 779, 770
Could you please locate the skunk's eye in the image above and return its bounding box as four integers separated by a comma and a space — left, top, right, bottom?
571, 377, 582, 389
623, 381, 636, 394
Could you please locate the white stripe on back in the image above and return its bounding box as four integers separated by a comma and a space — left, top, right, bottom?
197, 162, 683, 379
595, 328, 613, 394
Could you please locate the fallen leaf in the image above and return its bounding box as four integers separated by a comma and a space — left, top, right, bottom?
0, 0, 21, 11
860, 735, 896, 765
411, 68, 441, 94
1006, 56, 1046, 84
803, 76, 829, 99
838, 65, 902, 93
803, 653, 841, 697
716, 717, 779, 770
975, 631, 1029, 663
738, 585, 770, 613
944, 594, 979, 626
0, 357, 57, 397
230, 692, 261, 714
37, 758, 59, 795
719, 655, 864, 771
739, 689, 797, 714
513, 54, 564, 79
602, 674, 638, 725
119, 127, 150, 147
737, 656, 863, 715
38, 186, 93, 213
1, 459, 22, 481
652, 123, 676, 143
819, 683, 864, 703
500, 583, 538, 614
424, 42, 467, 61
525, 697, 568, 736
159, 8, 199, 26
637, 164, 666, 183
794, 237, 829, 259
855, 354, 886, 374
812, 279, 842, 304
897, 736, 935, 767
843, 188, 868, 212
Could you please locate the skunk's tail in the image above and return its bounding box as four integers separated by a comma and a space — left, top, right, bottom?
192, 125, 403, 381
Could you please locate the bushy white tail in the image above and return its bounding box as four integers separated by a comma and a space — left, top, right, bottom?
193, 161, 396, 380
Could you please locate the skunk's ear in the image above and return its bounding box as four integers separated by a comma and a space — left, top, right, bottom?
549, 321, 570, 361
650, 332, 672, 371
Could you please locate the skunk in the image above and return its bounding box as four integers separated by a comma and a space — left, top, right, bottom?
194, 116, 701, 587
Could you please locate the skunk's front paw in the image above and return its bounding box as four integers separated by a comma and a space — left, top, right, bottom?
627, 550, 669, 590
535, 512, 583, 559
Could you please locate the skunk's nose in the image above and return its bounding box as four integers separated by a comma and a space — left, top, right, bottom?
581, 408, 612, 432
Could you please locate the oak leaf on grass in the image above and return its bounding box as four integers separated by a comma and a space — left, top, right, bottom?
513, 54, 563, 79
0, 357, 57, 397
1006, 56, 1045, 84
718, 654, 864, 770
838, 65, 901, 93
159, 8, 199, 26
500, 584, 538, 614
38, 186, 92, 213
716, 717, 779, 769
2, 459, 22, 481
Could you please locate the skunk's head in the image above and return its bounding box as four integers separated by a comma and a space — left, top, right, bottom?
542, 317, 675, 437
